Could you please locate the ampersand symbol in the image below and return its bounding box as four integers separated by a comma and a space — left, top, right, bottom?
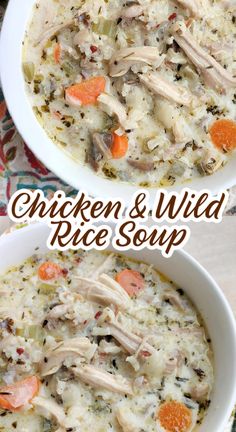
128, 192, 149, 219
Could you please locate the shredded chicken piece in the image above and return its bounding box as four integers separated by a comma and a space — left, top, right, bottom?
41, 337, 97, 376
172, 22, 236, 92
222, 0, 236, 10
116, 406, 140, 432
98, 274, 130, 298
206, 41, 234, 59
122, 5, 143, 18
98, 93, 127, 128
94, 308, 156, 356
60, 42, 80, 60
163, 291, 185, 311
90, 254, 115, 279
36, 20, 75, 47
164, 350, 185, 374
74, 28, 91, 48
0, 311, 15, 323
156, 99, 192, 144
46, 303, 71, 320
33, 396, 66, 426
109, 47, 162, 77
72, 365, 133, 395
164, 357, 178, 374
139, 72, 192, 106
190, 382, 210, 401
173, 0, 202, 17
74, 275, 131, 310
99, 339, 122, 354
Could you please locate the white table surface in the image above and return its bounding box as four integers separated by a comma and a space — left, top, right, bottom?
184, 217, 236, 315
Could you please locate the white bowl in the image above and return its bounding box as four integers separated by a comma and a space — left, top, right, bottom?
0, 222, 235, 431
1, 0, 236, 206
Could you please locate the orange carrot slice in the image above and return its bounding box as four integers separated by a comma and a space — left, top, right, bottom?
116, 269, 145, 297
38, 261, 62, 280
157, 401, 192, 432
0, 376, 40, 411
111, 133, 129, 159
54, 43, 61, 64
210, 119, 236, 152
65, 76, 106, 106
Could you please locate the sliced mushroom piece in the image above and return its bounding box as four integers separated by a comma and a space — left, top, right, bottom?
109, 47, 162, 77
97, 93, 127, 128
33, 396, 66, 427
92, 132, 113, 160
172, 22, 236, 92
127, 159, 155, 171
197, 152, 224, 176
72, 364, 133, 395
41, 337, 97, 377
73, 276, 131, 310
139, 72, 192, 106
86, 142, 101, 172
173, 0, 202, 17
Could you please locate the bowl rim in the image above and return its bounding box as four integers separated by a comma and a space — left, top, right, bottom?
0, 222, 236, 431
0, 0, 236, 206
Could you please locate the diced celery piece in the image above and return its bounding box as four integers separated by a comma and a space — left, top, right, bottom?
62, 60, 75, 75
92, 19, 117, 38
16, 325, 46, 343
39, 283, 56, 294
23, 62, 35, 82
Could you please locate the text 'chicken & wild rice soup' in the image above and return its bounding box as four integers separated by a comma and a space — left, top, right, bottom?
0, 250, 213, 431
22, 0, 236, 187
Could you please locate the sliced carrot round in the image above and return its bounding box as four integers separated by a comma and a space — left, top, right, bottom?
209, 119, 236, 152
111, 133, 129, 159
54, 42, 61, 64
116, 269, 145, 297
38, 261, 62, 280
157, 401, 192, 432
0, 376, 40, 411
65, 76, 106, 106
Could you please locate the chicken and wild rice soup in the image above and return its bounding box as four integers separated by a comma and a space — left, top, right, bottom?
0, 250, 213, 431
22, 0, 236, 187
